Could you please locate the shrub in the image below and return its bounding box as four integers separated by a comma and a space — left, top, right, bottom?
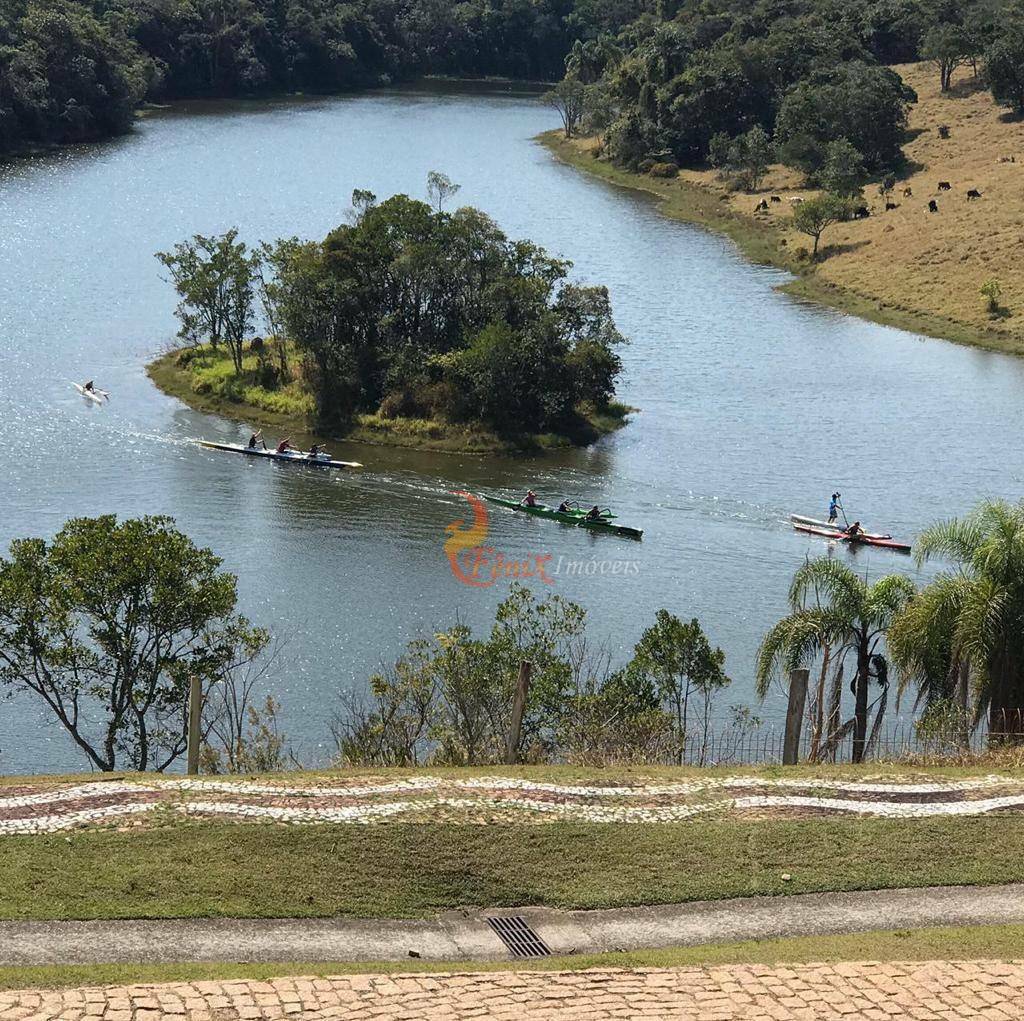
648, 161, 679, 178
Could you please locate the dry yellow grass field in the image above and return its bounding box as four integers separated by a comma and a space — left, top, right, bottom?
550, 60, 1024, 352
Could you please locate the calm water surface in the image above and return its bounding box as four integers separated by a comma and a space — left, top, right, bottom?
0, 90, 1019, 772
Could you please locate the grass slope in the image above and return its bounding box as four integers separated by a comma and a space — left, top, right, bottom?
4, 817, 1024, 921
543, 61, 1024, 355
2, 924, 1022, 990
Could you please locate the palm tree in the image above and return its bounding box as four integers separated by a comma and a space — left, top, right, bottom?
888, 500, 1024, 741
756, 559, 915, 763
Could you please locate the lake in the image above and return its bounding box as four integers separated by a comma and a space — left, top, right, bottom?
0, 88, 1018, 773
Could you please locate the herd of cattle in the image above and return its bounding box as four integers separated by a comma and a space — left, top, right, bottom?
753, 180, 985, 217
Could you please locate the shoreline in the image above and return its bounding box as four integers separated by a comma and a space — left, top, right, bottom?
540, 132, 1024, 358
147, 350, 631, 456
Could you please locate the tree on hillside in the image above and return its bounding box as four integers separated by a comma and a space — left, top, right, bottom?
756, 559, 915, 763
156, 229, 258, 373
985, 30, 1024, 115
792, 193, 849, 258
818, 138, 866, 196
709, 125, 775, 191
0, 516, 268, 772
922, 23, 970, 92
426, 170, 460, 212
888, 500, 1024, 741
546, 76, 588, 138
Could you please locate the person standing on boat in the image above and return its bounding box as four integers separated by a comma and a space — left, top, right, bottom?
523, 490, 538, 507
275, 438, 293, 454
247, 430, 264, 449
828, 493, 841, 524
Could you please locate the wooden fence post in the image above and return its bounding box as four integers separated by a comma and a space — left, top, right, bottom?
782, 668, 809, 766
504, 661, 533, 765
187, 675, 203, 776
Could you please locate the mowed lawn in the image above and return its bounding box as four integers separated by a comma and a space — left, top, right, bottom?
4, 817, 1024, 921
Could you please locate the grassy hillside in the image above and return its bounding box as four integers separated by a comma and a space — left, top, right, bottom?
546, 61, 1024, 355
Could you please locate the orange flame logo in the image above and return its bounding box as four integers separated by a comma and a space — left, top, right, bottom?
444, 492, 553, 587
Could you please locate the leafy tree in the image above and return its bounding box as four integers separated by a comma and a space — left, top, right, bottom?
922, 23, 970, 92
709, 125, 775, 191
818, 138, 866, 196
756, 559, 915, 763
792, 192, 849, 258
426, 170, 460, 212
546, 76, 589, 138
629, 610, 730, 764
156, 229, 258, 373
0, 515, 267, 772
985, 29, 1024, 115
888, 500, 1024, 741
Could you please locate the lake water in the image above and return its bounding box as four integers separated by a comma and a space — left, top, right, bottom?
0, 89, 1019, 773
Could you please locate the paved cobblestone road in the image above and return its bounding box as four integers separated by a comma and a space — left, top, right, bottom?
2, 962, 1023, 1020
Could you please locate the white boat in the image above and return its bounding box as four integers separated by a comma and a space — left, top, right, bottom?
199, 440, 363, 470
72, 382, 108, 404
789, 513, 891, 541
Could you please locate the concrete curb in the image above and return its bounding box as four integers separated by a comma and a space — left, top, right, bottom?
1, 884, 1022, 965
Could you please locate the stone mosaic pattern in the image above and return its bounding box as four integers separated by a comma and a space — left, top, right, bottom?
2, 962, 1023, 1020
2, 773, 1023, 834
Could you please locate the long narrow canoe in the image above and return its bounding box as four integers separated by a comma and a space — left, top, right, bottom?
199, 440, 363, 469
793, 522, 911, 554
484, 495, 643, 539
790, 514, 891, 541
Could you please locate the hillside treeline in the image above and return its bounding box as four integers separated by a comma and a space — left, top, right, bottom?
563, 0, 1024, 180
0, 0, 647, 155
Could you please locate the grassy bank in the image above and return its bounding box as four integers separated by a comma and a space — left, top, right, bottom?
5, 816, 1023, 921
541, 61, 1024, 357
2, 924, 1021, 990
147, 346, 631, 455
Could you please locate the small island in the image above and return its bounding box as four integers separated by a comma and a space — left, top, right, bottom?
148, 180, 630, 453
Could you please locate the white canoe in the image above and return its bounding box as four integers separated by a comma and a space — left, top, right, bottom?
199, 440, 363, 470
789, 513, 891, 541
72, 382, 108, 404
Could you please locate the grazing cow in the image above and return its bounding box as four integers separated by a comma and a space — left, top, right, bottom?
928, 199, 939, 212
967, 188, 982, 200
770, 195, 782, 203
789, 196, 804, 205
754, 199, 769, 212
853, 205, 870, 219
938, 181, 951, 191
885, 201, 899, 211
903, 186, 913, 197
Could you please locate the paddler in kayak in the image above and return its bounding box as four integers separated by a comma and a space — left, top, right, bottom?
247, 429, 265, 449
306, 443, 326, 460
275, 438, 294, 454
83, 379, 96, 394
845, 521, 863, 539
522, 490, 538, 507
557, 500, 571, 513
584, 505, 603, 522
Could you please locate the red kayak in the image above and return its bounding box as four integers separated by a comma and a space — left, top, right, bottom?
793, 522, 912, 554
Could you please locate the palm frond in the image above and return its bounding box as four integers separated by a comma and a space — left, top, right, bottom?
788, 557, 863, 618
916, 515, 985, 568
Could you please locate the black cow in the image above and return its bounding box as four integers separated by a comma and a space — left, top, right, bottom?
754, 199, 769, 211
928, 199, 939, 212
903, 186, 913, 197
885, 201, 899, 211
938, 181, 951, 191
966, 188, 982, 200
853, 205, 870, 219
770, 195, 781, 203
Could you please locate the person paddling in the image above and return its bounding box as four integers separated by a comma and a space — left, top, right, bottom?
828, 492, 841, 524
584, 505, 603, 522
307, 443, 326, 460
523, 490, 538, 508
275, 438, 294, 454
845, 521, 863, 539
557, 500, 571, 513
247, 429, 265, 449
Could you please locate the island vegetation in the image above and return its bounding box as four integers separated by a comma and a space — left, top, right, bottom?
151, 180, 630, 451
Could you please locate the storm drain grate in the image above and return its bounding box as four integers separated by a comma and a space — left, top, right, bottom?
486, 916, 552, 958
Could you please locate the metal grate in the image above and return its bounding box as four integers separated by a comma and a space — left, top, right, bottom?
486, 916, 551, 958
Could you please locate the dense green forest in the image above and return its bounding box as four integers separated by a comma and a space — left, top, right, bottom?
158, 187, 625, 439
0, 0, 647, 155
557, 0, 1024, 179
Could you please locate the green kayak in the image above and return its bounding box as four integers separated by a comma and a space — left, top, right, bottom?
484, 496, 643, 540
